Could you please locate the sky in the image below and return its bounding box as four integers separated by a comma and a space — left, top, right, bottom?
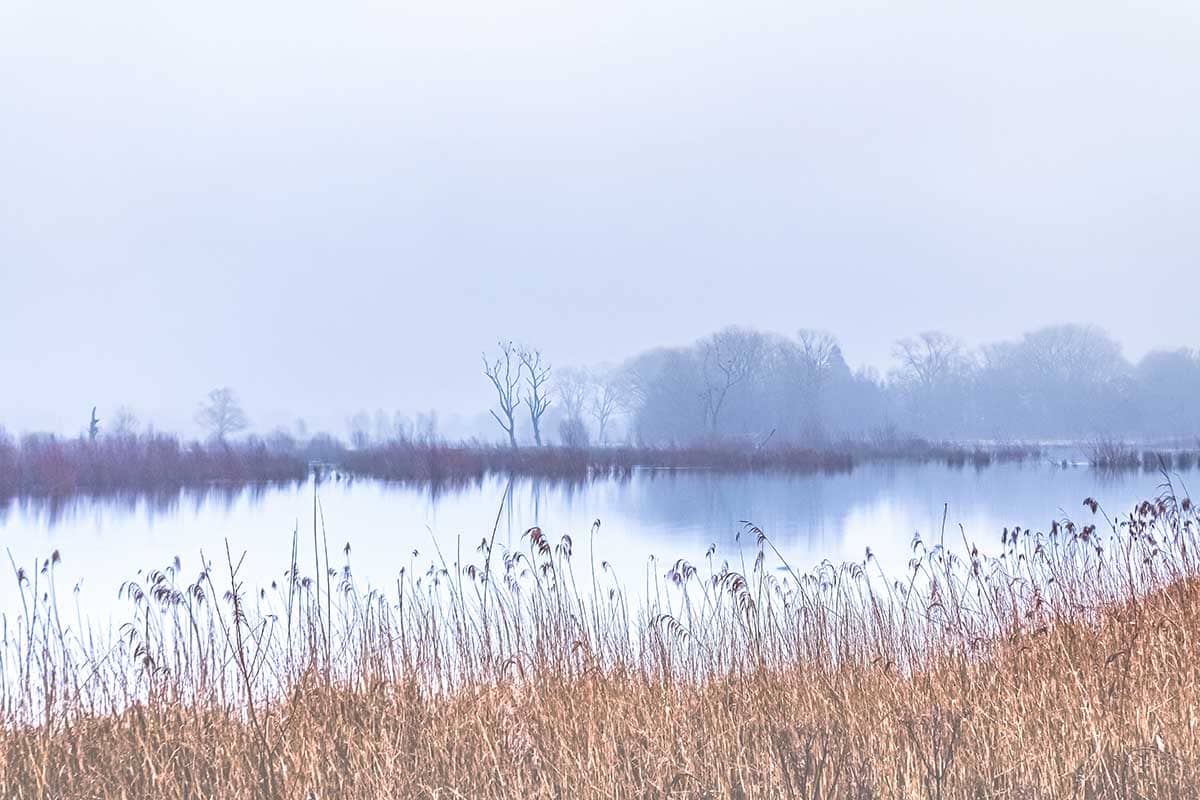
2, 0, 1198, 437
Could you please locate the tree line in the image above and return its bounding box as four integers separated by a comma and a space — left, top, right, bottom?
481, 324, 1200, 446
17, 323, 1198, 452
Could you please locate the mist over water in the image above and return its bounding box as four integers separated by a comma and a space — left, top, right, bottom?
2, 462, 1188, 623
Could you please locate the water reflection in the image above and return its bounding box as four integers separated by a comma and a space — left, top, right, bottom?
0, 480, 306, 530
0, 463, 1191, 624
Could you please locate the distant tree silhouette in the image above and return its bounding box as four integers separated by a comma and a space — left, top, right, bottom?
700, 327, 766, 437
111, 406, 139, 438
589, 370, 629, 445
891, 332, 970, 391
556, 367, 591, 445
195, 387, 249, 442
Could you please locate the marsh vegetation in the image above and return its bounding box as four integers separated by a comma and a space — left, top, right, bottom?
1, 483, 1198, 797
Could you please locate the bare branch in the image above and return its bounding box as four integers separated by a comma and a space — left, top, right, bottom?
483, 340, 523, 448
518, 346, 552, 447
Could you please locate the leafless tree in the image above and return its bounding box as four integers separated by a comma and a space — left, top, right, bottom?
797, 329, 840, 378
788, 329, 842, 440
891, 331, 970, 390
556, 368, 591, 422
1016, 323, 1124, 384
519, 346, 552, 446
554, 367, 592, 445
590, 371, 628, 445
483, 340, 523, 448
195, 387, 249, 442
700, 327, 765, 437
111, 406, 139, 438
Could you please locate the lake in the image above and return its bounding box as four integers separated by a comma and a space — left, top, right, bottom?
0, 461, 1190, 624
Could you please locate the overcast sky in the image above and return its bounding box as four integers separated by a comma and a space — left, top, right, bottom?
2, 0, 1198, 436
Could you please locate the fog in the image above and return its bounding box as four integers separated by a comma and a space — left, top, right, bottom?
620, 324, 1200, 446
2, 0, 1198, 438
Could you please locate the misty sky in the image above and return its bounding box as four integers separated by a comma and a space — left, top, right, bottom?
2, 0, 1198, 437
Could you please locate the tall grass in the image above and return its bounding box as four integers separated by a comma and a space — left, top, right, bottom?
1, 484, 1199, 797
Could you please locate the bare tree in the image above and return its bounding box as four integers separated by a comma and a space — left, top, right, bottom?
519, 346, 552, 447
1017, 324, 1124, 384
556, 368, 591, 422
112, 406, 139, 438
790, 329, 842, 440
590, 371, 628, 445
891, 331, 970, 390
797, 329, 840, 377
700, 327, 765, 437
890, 331, 973, 437
794, 328, 842, 403
483, 340, 523, 448
195, 387, 249, 442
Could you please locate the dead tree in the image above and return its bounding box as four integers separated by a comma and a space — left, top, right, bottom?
519, 346, 552, 447
483, 340, 523, 448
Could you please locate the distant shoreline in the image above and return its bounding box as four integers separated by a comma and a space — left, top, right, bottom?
2, 433, 1197, 501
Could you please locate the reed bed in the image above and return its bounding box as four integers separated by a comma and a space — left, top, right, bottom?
341, 441, 856, 482
1086, 437, 1200, 473
0, 434, 1046, 500
340, 440, 1047, 484
0, 431, 308, 498
8, 426, 1200, 501
2, 483, 1199, 798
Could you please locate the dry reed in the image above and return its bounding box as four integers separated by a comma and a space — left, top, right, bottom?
1, 481, 1199, 798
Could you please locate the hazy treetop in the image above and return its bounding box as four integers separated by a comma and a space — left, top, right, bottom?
2, 0, 1197, 435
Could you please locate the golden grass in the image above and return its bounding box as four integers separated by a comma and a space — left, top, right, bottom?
2, 489, 1199, 798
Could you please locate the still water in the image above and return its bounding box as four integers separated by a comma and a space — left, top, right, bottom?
0, 462, 1190, 622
